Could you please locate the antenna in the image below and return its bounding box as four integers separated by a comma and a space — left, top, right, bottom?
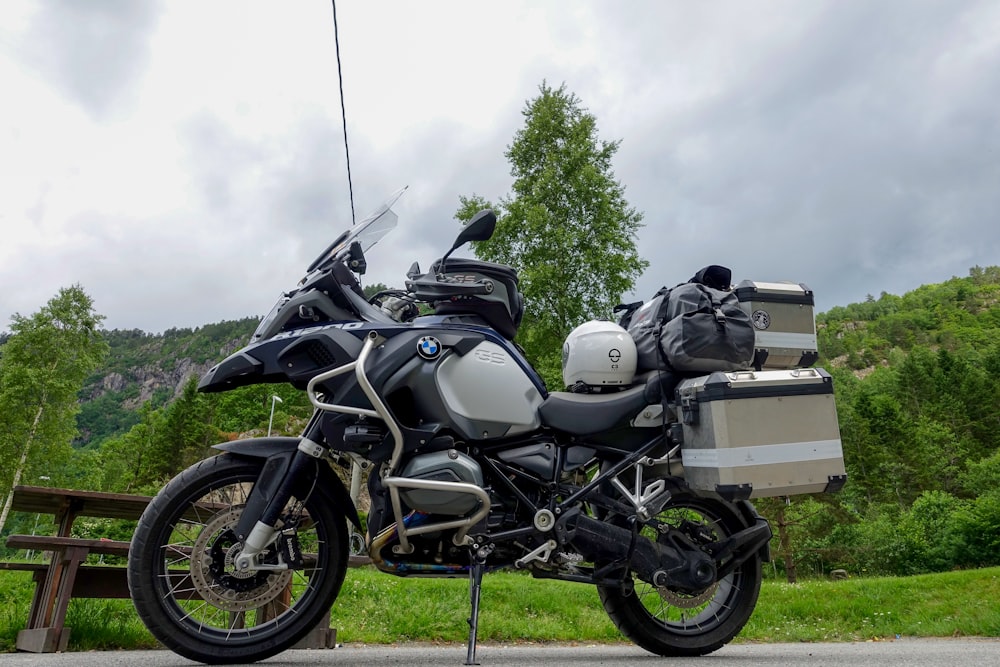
330, 0, 356, 225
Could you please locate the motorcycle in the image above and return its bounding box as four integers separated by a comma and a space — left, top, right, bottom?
127, 189, 775, 665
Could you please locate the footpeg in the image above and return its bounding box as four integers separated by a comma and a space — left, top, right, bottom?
514, 540, 557, 569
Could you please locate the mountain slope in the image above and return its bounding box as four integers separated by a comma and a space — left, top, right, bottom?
76, 318, 259, 446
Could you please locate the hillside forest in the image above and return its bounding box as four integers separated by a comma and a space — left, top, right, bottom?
1, 267, 999, 581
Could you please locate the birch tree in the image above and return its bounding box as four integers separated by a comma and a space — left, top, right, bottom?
0, 285, 108, 533
457, 82, 647, 386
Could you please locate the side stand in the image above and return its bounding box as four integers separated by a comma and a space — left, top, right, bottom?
465, 553, 487, 666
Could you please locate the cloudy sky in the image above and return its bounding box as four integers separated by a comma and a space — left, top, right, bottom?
2, 1, 998, 335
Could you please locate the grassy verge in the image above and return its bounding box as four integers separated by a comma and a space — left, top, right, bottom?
1, 566, 997, 652
742, 568, 1000, 642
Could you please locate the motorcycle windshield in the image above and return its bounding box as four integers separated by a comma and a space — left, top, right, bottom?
307, 186, 406, 272
252, 187, 407, 341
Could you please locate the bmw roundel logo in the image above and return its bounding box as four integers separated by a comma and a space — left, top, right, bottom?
417, 336, 442, 360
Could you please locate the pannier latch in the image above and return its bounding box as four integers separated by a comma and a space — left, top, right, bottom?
680, 395, 700, 426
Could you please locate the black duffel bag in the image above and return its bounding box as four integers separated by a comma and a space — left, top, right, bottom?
626, 265, 755, 374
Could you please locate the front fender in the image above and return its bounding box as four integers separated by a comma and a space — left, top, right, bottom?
214, 436, 304, 457
213, 437, 362, 530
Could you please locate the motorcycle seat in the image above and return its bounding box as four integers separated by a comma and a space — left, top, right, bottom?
539, 382, 650, 436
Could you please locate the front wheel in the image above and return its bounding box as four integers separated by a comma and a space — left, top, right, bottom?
127, 454, 349, 664
597, 494, 762, 656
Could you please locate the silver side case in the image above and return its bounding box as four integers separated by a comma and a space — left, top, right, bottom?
674, 368, 846, 499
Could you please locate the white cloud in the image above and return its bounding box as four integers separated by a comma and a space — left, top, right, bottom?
2, 0, 998, 333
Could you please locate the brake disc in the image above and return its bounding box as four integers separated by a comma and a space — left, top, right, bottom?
189, 507, 293, 613
657, 581, 719, 609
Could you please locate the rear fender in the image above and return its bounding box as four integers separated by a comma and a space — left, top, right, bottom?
213, 437, 362, 532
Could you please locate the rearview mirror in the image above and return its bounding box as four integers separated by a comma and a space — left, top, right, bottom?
452, 209, 496, 251
439, 210, 496, 270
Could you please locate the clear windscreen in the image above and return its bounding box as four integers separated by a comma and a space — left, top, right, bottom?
346, 206, 397, 255
307, 186, 406, 271
254, 187, 407, 341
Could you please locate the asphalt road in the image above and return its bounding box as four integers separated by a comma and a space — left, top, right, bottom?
0, 640, 998, 667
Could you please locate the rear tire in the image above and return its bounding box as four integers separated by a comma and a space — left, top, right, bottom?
597, 494, 762, 656
127, 454, 348, 664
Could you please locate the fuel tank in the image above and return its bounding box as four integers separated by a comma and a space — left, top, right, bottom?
381, 331, 545, 442
434, 340, 544, 439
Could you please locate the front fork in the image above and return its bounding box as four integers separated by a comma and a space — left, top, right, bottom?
229, 332, 390, 572
232, 438, 327, 572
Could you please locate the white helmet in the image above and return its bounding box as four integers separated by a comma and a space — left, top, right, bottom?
562, 320, 638, 388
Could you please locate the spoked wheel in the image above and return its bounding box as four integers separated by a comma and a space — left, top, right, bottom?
127, 454, 349, 664
349, 529, 367, 557
597, 493, 762, 656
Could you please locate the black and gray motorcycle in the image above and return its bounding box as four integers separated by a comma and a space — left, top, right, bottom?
127, 190, 773, 664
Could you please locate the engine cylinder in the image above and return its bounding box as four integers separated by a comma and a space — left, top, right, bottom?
398, 450, 484, 516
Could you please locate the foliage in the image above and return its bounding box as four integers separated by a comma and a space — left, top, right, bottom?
144, 376, 217, 482
209, 383, 311, 435
786, 488, 1000, 578
757, 266, 1000, 579
0, 293, 318, 495
362, 282, 391, 299
961, 449, 1000, 495
0, 286, 108, 533
85, 377, 314, 494
456, 82, 647, 387
75, 391, 144, 448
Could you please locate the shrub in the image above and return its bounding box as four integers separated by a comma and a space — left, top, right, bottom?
950, 492, 1000, 568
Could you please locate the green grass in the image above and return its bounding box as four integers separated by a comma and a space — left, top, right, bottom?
330, 570, 621, 643
744, 568, 1000, 642
2, 567, 998, 652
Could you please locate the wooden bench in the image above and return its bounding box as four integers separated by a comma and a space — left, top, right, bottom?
3, 486, 150, 652
0, 561, 130, 598
3, 485, 369, 653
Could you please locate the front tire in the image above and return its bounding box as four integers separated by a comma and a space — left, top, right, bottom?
597, 494, 762, 656
127, 454, 349, 664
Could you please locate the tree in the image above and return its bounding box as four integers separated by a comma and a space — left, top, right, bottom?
362, 282, 391, 299
96, 378, 220, 493
210, 382, 311, 435
145, 375, 217, 481
0, 285, 108, 533
456, 82, 647, 386
95, 402, 167, 494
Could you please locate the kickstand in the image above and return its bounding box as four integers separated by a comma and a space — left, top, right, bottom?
465, 550, 487, 665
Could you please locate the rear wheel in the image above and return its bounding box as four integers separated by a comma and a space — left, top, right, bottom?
597, 494, 762, 656
127, 454, 349, 664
